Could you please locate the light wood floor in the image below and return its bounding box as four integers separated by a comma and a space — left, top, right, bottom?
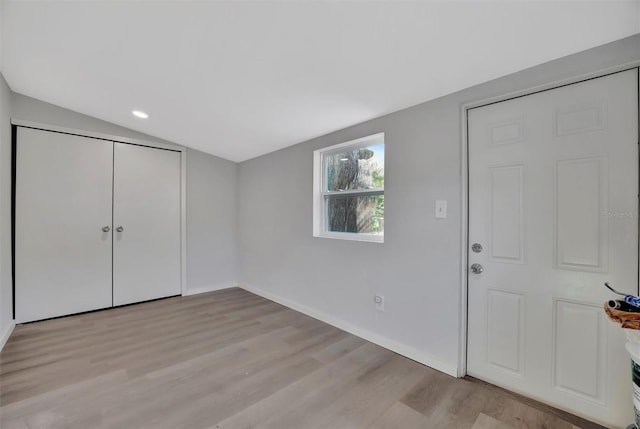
0, 288, 603, 429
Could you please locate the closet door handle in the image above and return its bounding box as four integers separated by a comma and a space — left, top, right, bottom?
116, 226, 124, 232
102, 226, 110, 232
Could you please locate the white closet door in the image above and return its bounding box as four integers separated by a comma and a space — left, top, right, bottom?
113, 143, 181, 306
16, 128, 113, 323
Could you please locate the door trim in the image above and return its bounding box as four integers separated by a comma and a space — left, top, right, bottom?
459, 61, 640, 378
10, 120, 189, 318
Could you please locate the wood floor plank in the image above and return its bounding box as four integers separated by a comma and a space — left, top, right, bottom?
0, 288, 604, 429
215, 342, 390, 429
303, 354, 428, 429
368, 402, 432, 429
310, 334, 367, 364
471, 413, 514, 429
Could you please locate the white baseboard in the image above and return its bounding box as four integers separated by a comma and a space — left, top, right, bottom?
184, 282, 238, 296
0, 321, 15, 352
240, 284, 458, 377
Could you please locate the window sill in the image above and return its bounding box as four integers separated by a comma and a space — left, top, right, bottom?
313, 231, 384, 243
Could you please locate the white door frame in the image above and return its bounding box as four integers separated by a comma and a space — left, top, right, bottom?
10, 119, 188, 301
458, 61, 640, 378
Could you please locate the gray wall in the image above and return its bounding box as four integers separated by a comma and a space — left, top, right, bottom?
0, 74, 13, 342
237, 34, 640, 375
5, 92, 238, 326
186, 148, 238, 292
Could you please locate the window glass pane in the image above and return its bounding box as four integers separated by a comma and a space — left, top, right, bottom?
325, 144, 384, 192
326, 194, 384, 234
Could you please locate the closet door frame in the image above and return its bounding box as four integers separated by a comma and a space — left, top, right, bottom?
10, 119, 188, 319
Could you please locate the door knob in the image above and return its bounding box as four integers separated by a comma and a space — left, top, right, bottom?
116, 226, 124, 232
102, 226, 110, 232
470, 263, 484, 274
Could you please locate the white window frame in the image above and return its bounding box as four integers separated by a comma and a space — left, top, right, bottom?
313, 133, 384, 243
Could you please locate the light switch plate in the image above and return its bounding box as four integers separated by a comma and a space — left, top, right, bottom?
435, 200, 447, 218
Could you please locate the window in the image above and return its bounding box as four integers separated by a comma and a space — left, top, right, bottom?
313, 133, 384, 243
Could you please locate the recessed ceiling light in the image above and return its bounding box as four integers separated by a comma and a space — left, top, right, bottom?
132, 110, 149, 119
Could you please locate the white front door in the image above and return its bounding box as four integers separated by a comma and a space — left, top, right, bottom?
467, 69, 639, 427
112, 143, 181, 306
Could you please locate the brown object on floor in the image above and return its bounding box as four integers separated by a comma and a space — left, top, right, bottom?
604, 302, 640, 329
1, 288, 603, 428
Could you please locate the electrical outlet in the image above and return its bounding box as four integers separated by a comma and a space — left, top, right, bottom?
435, 200, 447, 219
374, 294, 384, 311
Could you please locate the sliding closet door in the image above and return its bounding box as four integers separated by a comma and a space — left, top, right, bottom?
112, 143, 181, 306
15, 128, 113, 323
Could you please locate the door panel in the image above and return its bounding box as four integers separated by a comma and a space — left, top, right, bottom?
489, 164, 525, 263
113, 143, 181, 306
468, 69, 638, 427
555, 156, 608, 272
552, 299, 607, 405
487, 289, 525, 376
15, 128, 113, 323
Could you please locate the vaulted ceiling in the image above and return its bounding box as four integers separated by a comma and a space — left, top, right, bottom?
1, 1, 638, 162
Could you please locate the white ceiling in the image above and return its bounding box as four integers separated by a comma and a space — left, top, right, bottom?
1, 1, 639, 162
